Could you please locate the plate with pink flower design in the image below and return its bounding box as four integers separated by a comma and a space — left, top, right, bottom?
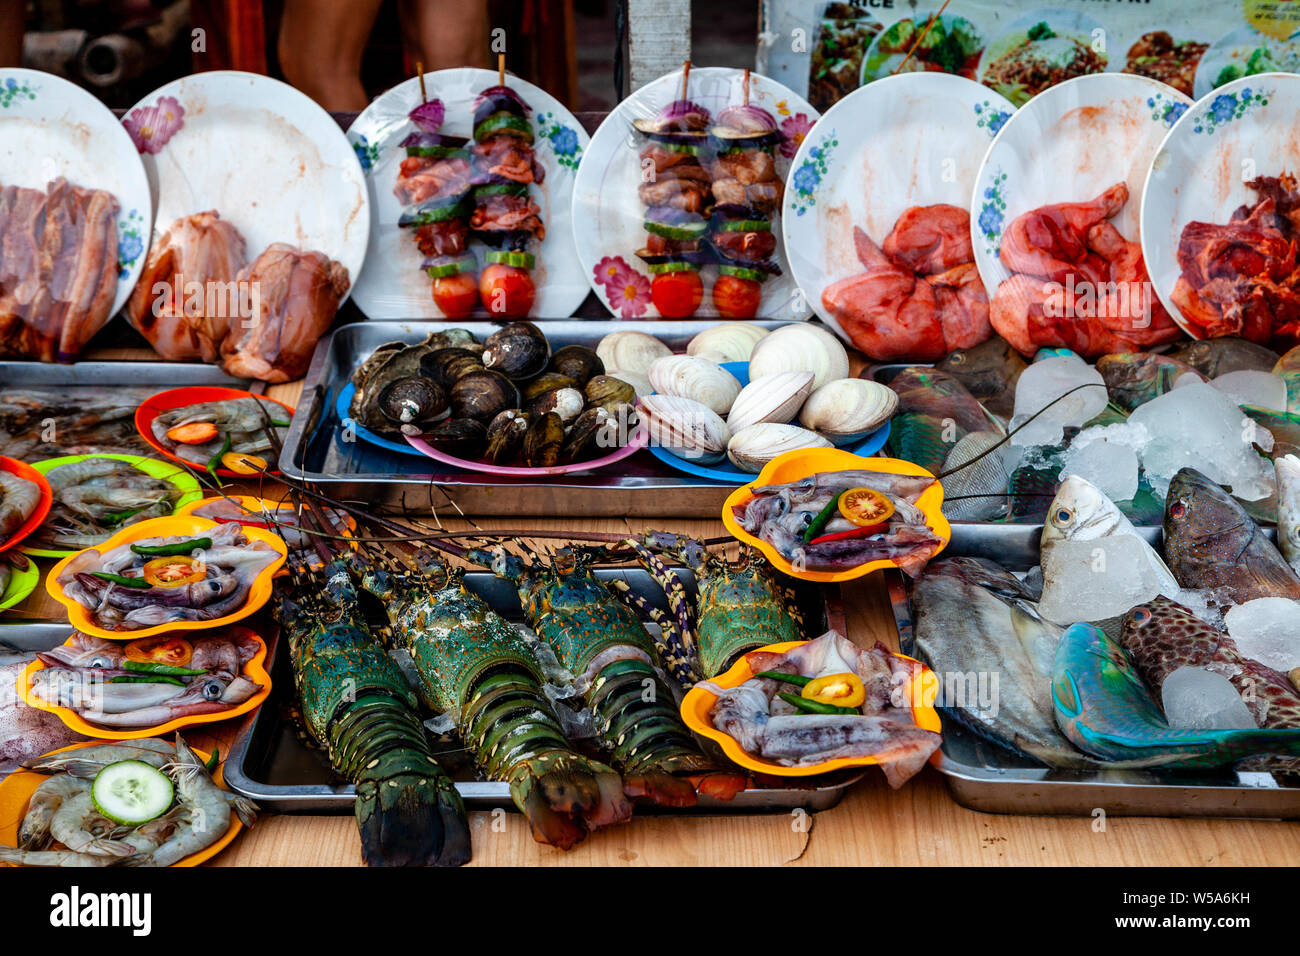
120, 71, 369, 302
573, 67, 818, 320
0, 68, 152, 321
345, 68, 590, 319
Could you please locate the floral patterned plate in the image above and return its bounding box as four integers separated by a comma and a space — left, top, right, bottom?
1141, 73, 1300, 340
969, 72, 1190, 305
0, 68, 152, 320
573, 67, 817, 319
782, 72, 1013, 348
346, 68, 589, 319
120, 71, 369, 302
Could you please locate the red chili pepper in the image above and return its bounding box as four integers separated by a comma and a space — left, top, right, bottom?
808, 522, 887, 546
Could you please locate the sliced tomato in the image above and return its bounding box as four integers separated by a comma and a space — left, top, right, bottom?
433, 271, 479, 318
124, 635, 193, 667
711, 273, 762, 319
479, 263, 535, 318
142, 556, 206, 588
650, 269, 703, 318
838, 487, 896, 527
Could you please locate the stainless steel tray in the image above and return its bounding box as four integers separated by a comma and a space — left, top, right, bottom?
0, 359, 248, 387
886, 569, 1300, 818
277, 320, 792, 517
224, 566, 858, 813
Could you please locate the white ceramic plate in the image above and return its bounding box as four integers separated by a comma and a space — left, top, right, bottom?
1141, 72, 1300, 340
0, 68, 152, 321
573, 66, 818, 319
122, 71, 369, 301
970, 72, 1192, 296
782, 72, 1013, 347
347, 68, 588, 319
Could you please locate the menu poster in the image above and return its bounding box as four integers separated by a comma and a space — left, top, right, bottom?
757, 0, 1300, 109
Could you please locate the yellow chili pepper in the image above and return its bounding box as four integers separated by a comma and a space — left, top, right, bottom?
802, 672, 866, 709
142, 556, 206, 588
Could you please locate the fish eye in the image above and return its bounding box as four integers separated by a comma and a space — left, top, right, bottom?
1130, 607, 1152, 625
1170, 501, 1186, 518
1053, 507, 1073, 525
949, 353, 965, 365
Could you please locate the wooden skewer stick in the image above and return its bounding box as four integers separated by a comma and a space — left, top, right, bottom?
681, 59, 691, 101
893, 0, 951, 75
416, 61, 426, 103
743, 67, 750, 106
498, 52, 505, 87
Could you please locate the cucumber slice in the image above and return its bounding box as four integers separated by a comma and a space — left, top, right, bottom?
475, 182, 530, 197
485, 250, 535, 269
398, 196, 470, 228
474, 113, 534, 144
718, 264, 769, 282
425, 255, 477, 278
717, 219, 771, 232
92, 760, 174, 826
648, 261, 699, 275
404, 144, 465, 159
661, 142, 700, 155
644, 219, 708, 241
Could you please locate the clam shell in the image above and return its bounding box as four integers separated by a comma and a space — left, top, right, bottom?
726, 371, 814, 432
595, 331, 672, 375
798, 378, 898, 444
726, 423, 832, 473
748, 324, 850, 389
638, 394, 731, 464
687, 322, 770, 364
604, 369, 651, 398
647, 355, 742, 416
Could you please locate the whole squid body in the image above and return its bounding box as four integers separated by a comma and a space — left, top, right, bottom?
1162, 467, 1300, 602
704, 630, 941, 787
1053, 622, 1300, 768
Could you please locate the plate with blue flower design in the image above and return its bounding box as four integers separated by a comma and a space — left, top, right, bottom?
121, 71, 369, 305
0, 68, 152, 325
347, 68, 589, 319
969, 72, 1190, 307
782, 73, 1014, 352
1141, 73, 1300, 341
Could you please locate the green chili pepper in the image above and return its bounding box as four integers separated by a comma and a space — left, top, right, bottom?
130, 538, 212, 558
204, 748, 220, 772
109, 675, 186, 687
206, 433, 232, 486
102, 506, 148, 527
778, 691, 859, 716
90, 571, 151, 588
122, 659, 207, 677
753, 671, 812, 687
803, 491, 845, 543
269, 419, 290, 428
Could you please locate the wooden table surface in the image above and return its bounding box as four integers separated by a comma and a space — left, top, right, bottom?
9, 374, 1300, 867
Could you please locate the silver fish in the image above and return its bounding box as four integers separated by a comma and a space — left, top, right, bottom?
940, 429, 1009, 521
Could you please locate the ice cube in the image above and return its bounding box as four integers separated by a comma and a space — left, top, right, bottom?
1129, 382, 1276, 501
1059, 440, 1140, 502
1211, 370, 1288, 412
1038, 536, 1166, 625
1174, 588, 1227, 630
1223, 597, 1300, 672
1010, 355, 1108, 447
1161, 666, 1258, 730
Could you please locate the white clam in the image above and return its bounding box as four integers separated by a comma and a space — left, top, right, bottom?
798, 378, 899, 445
687, 323, 770, 364
726, 371, 814, 432
726, 423, 832, 473
747, 324, 850, 389
647, 355, 742, 416
595, 331, 671, 375
638, 394, 731, 464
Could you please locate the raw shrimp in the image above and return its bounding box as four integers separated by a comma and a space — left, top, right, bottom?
0, 808, 183, 867
0, 470, 41, 539
17, 774, 89, 849
49, 791, 136, 857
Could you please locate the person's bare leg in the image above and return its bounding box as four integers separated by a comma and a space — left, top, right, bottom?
0, 0, 24, 69
277, 0, 385, 110
406, 0, 491, 71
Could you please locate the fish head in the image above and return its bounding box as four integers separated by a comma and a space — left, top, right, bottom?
1164, 468, 1247, 545
1052, 622, 1168, 755
1041, 474, 1122, 546
1117, 595, 1206, 656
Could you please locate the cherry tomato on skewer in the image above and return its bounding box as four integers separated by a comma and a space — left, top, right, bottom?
433, 272, 479, 318
712, 270, 763, 319
650, 268, 703, 318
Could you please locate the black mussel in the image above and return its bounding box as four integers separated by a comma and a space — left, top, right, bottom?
548, 345, 604, 387
450, 370, 520, 424
562, 406, 618, 464
525, 386, 584, 423
377, 376, 449, 435
422, 347, 486, 388
519, 371, 577, 403
482, 321, 550, 381
584, 374, 636, 411
522, 411, 564, 468
424, 418, 487, 458
484, 409, 530, 465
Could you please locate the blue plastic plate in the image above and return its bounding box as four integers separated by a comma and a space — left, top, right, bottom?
336, 382, 430, 457
646, 361, 891, 484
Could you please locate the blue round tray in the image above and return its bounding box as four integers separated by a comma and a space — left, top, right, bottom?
646, 361, 891, 484
335, 382, 428, 457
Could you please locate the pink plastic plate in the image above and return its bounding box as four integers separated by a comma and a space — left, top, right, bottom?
405, 426, 648, 477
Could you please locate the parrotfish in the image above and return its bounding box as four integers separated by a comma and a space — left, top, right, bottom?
884, 367, 1003, 475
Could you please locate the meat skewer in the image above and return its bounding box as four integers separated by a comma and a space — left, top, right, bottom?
394, 70, 479, 319
631, 61, 712, 318
470, 54, 544, 318
706, 68, 784, 319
